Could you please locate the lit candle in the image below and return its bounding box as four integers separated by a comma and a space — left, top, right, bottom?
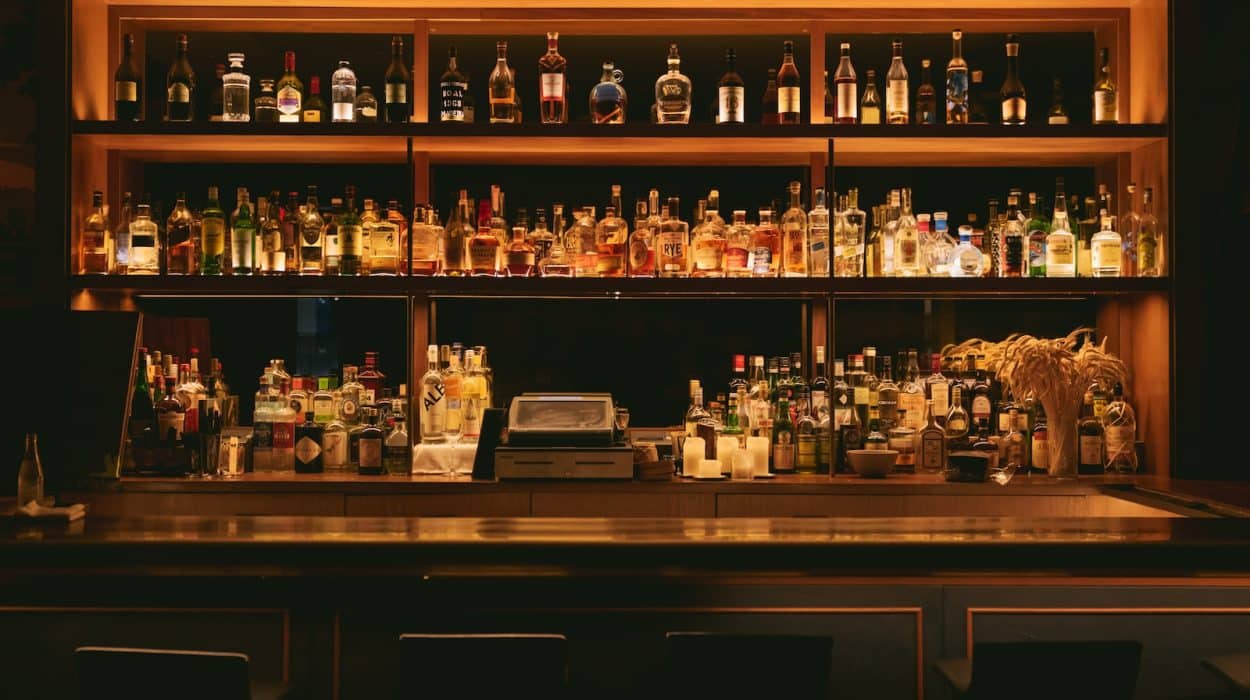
716, 436, 739, 475
699, 459, 722, 479
682, 437, 705, 478
746, 436, 770, 476
731, 446, 753, 480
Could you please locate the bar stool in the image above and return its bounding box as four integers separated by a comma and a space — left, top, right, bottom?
934, 640, 1142, 700
1202, 652, 1250, 695
75, 646, 290, 700
397, 633, 568, 699
663, 632, 834, 700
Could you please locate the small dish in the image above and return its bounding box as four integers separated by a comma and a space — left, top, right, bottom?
693, 474, 727, 481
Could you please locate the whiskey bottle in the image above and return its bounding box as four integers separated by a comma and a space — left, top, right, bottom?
946, 30, 969, 124
590, 62, 627, 125
777, 41, 802, 124
627, 200, 656, 277
440, 47, 467, 123
299, 186, 324, 275
165, 34, 195, 122
860, 69, 882, 124
384, 411, 411, 475
690, 202, 726, 278
403, 205, 433, 276
654, 43, 692, 124
722, 210, 752, 278
538, 32, 568, 124
332, 60, 358, 122
761, 68, 779, 125
166, 193, 195, 274
915, 59, 937, 125
656, 197, 689, 278
1077, 391, 1104, 474
717, 49, 745, 124
781, 182, 808, 277
488, 41, 517, 124
254, 79, 278, 123
886, 39, 909, 124
750, 208, 780, 277
353, 408, 384, 476
1047, 78, 1069, 125
506, 212, 536, 277
339, 188, 364, 276
924, 354, 949, 426
1000, 34, 1027, 125
832, 42, 857, 124
114, 32, 141, 121
1093, 47, 1118, 124
384, 35, 411, 123
128, 203, 159, 275
945, 386, 970, 448
596, 186, 628, 277
469, 199, 501, 276
567, 206, 598, 277
303, 76, 326, 122
795, 401, 818, 474
528, 208, 554, 268
80, 191, 111, 275
323, 196, 343, 274
276, 51, 303, 123
199, 187, 225, 275
1102, 383, 1137, 474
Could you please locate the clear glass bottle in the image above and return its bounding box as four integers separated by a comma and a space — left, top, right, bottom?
254, 79, 278, 123
876, 356, 900, 429
1048, 78, 1070, 125
627, 199, 656, 277
997, 408, 1027, 473
717, 48, 745, 124
1000, 34, 1027, 125
690, 204, 726, 278
860, 69, 881, 124
654, 43, 692, 124
17, 433, 45, 508
945, 385, 970, 446
590, 62, 627, 125
893, 188, 920, 276
950, 226, 983, 277
270, 386, 296, 472
443, 191, 472, 277
1102, 382, 1137, 473
836, 191, 865, 278
567, 205, 598, 277
656, 197, 689, 278
506, 212, 536, 277
915, 59, 938, 125
808, 188, 831, 277
781, 181, 809, 277
329, 61, 357, 123
945, 29, 969, 124
528, 208, 555, 270
439, 46, 467, 123
354, 85, 378, 122
113, 191, 132, 274
538, 203, 573, 277
777, 41, 802, 124
297, 186, 323, 275
230, 188, 256, 275
924, 211, 955, 276
260, 193, 285, 275
832, 42, 857, 125
1091, 209, 1122, 277
80, 191, 112, 275
1137, 187, 1162, 277
538, 32, 568, 124
1093, 47, 1118, 124
165, 34, 195, 122
488, 41, 517, 124
596, 187, 629, 277
886, 39, 909, 125
1046, 179, 1077, 277
128, 203, 160, 275
751, 208, 781, 277
889, 411, 916, 472
276, 51, 303, 123
221, 52, 250, 122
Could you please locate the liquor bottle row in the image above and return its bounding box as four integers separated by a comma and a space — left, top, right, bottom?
113, 30, 1121, 127
114, 34, 412, 123
79, 179, 1163, 279
683, 343, 1138, 477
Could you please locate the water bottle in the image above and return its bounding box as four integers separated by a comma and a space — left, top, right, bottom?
17, 433, 44, 508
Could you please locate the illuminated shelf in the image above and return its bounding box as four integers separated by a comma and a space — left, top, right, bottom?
72, 121, 1167, 166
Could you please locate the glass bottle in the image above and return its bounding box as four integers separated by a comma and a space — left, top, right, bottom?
390, 204, 421, 276
1000, 194, 1024, 277
917, 400, 946, 473
164, 193, 195, 274
889, 410, 916, 472
1046, 178, 1076, 277
80, 191, 112, 275
771, 397, 795, 473
566, 205, 598, 277
303, 76, 326, 122
927, 211, 955, 276
258, 194, 284, 275
886, 39, 909, 125
1102, 382, 1137, 474
1048, 78, 1069, 125
720, 209, 752, 278
322, 197, 343, 274
894, 188, 920, 276
1000, 34, 1027, 125
590, 61, 627, 125
323, 399, 348, 471
832, 42, 857, 125
488, 41, 517, 124
113, 191, 132, 274
860, 69, 881, 124
384, 35, 411, 123
276, 51, 303, 123
808, 188, 831, 277
331, 60, 358, 123
528, 208, 555, 269
997, 407, 1026, 470
864, 419, 888, 452
128, 203, 159, 275
876, 356, 900, 428
1030, 403, 1049, 474
221, 52, 250, 122
924, 354, 950, 426
627, 199, 657, 277
350, 408, 383, 475
690, 204, 727, 278
968, 70, 989, 124
794, 400, 818, 474
656, 197, 690, 278
157, 375, 185, 445
506, 213, 536, 277
946, 29, 969, 124
209, 63, 225, 121
338, 188, 363, 276
1025, 192, 1050, 277
195, 186, 224, 275
295, 186, 321, 275
293, 412, 324, 473
538, 203, 573, 277
781, 181, 808, 277
536, 32, 568, 124
226, 188, 253, 275
777, 41, 802, 125
254, 79, 278, 123
1090, 208, 1123, 278
439, 46, 467, 123
1093, 47, 1118, 124
15, 434, 43, 508
165, 34, 195, 122
717, 48, 745, 124
384, 409, 410, 475
950, 225, 983, 277
1137, 187, 1162, 277
822, 70, 834, 124
915, 59, 937, 125
761, 68, 779, 125
837, 191, 865, 278
354, 86, 378, 122
1078, 390, 1104, 474
469, 199, 500, 276
596, 187, 629, 277
655, 43, 692, 124
751, 208, 781, 277
114, 33, 142, 121
443, 193, 469, 276
945, 385, 970, 449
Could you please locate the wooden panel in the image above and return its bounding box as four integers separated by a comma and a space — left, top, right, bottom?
345, 493, 530, 516
531, 491, 715, 517
1130, 0, 1168, 124
715, 493, 1174, 517
1098, 291, 1169, 474
82, 491, 345, 516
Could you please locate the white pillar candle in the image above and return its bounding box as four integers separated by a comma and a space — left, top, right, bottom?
731, 446, 753, 481
699, 459, 722, 479
682, 437, 705, 478
716, 436, 739, 474
746, 436, 770, 476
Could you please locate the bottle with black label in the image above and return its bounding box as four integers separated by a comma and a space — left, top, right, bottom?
294, 412, 324, 474
716, 48, 745, 124
354, 407, 385, 475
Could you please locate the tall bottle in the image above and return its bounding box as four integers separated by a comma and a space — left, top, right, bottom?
781, 182, 808, 277
231, 188, 255, 275
886, 39, 909, 125
656, 197, 689, 278
114, 33, 141, 121
384, 35, 411, 123
221, 52, 251, 122
1137, 187, 1162, 277
17, 434, 44, 508
80, 191, 112, 274
488, 41, 517, 124
832, 43, 857, 125
113, 191, 132, 274
655, 43, 692, 124
894, 188, 920, 276
1046, 178, 1076, 277
166, 193, 196, 275
199, 186, 225, 275
538, 203, 573, 277
1000, 34, 1027, 125
538, 32, 568, 124
1000, 194, 1025, 277
716, 48, 745, 125
303, 76, 326, 122
915, 59, 937, 125
808, 188, 831, 277
945, 29, 969, 124
1091, 209, 1122, 277
165, 34, 195, 122
776, 41, 802, 125
439, 47, 468, 123
443, 191, 473, 276
1102, 383, 1137, 473
299, 186, 324, 275
276, 51, 303, 123
339, 188, 364, 276
331, 60, 358, 123
1093, 47, 1119, 124
860, 69, 881, 124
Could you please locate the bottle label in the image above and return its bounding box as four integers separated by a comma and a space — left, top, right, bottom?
1139, 238, 1158, 271
887, 80, 908, 117
718, 86, 745, 123
277, 85, 301, 114
724, 246, 748, 272
541, 73, 565, 100
796, 435, 817, 467
272, 420, 294, 450
360, 106, 377, 119
115, 81, 137, 102
1032, 433, 1049, 468
421, 383, 446, 437
811, 390, 827, 414
1094, 239, 1122, 271
899, 393, 924, 429
921, 434, 944, 469
751, 246, 772, 275
1046, 236, 1074, 265
252, 420, 273, 449
836, 83, 857, 120
929, 383, 948, 417
773, 434, 795, 470
1049, 114, 1070, 125
303, 109, 321, 122
1028, 237, 1046, 269
693, 243, 722, 271
340, 224, 362, 257
323, 431, 347, 466
972, 395, 991, 421
201, 219, 225, 256
359, 438, 382, 468
469, 241, 498, 272
1079, 435, 1103, 466
341, 398, 358, 420
777, 86, 801, 115
998, 411, 1012, 433
853, 387, 868, 406
295, 436, 322, 464
1094, 90, 1117, 123
333, 102, 354, 122
1105, 425, 1135, 452
784, 228, 805, 268
167, 83, 191, 103
158, 411, 185, 441
628, 237, 653, 271
1001, 97, 1027, 122
386, 83, 407, 105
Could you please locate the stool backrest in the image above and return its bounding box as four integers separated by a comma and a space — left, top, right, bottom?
664, 632, 834, 700
967, 640, 1142, 700
398, 633, 568, 699
76, 646, 252, 700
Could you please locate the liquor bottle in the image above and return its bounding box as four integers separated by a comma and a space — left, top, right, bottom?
860, 69, 882, 124
128, 203, 159, 274
832, 42, 857, 125
864, 419, 888, 452
112, 191, 132, 274
196, 186, 225, 275
293, 412, 324, 473
946, 29, 969, 124
1117, 182, 1140, 277
158, 375, 186, 445
876, 356, 899, 428
596, 187, 628, 277
950, 225, 983, 277
997, 408, 1026, 472
336, 364, 361, 426
229, 189, 256, 276
566, 206, 597, 277
839, 190, 865, 278
808, 189, 831, 277
219, 53, 251, 123
915, 59, 937, 125
506, 213, 536, 277
781, 182, 808, 277
538, 32, 568, 124
298, 186, 324, 275
717, 48, 745, 124
166, 193, 195, 275
351, 408, 383, 475
439, 47, 467, 123
590, 62, 627, 125
400, 205, 430, 276
1000, 194, 1024, 277
538, 203, 573, 277
1078, 390, 1104, 474
1029, 402, 1049, 474
924, 354, 949, 426
656, 197, 689, 278
354, 86, 378, 122
1046, 178, 1076, 277
1091, 209, 1122, 277
303, 76, 326, 122
795, 400, 818, 474
684, 382, 711, 438
1025, 192, 1050, 277
749, 208, 780, 277
777, 41, 802, 125
165, 34, 195, 122
1000, 34, 1027, 125
331, 60, 358, 123
627, 199, 657, 277
916, 400, 946, 473
886, 39, 909, 125
488, 41, 517, 124
889, 410, 917, 471
276, 51, 303, 123
894, 188, 920, 276
339, 188, 364, 276
655, 43, 693, 124
114, 33, 141, 121
968, 70, 989, 124
208, 63, 225, 122
254, 79, 278, 123
1093, 47, 1118, 124
359, 351, 385, 405
718, 209, 750, 278
822, 71, 834, 124
129, 350, 154, 441
385, 35, 411, 123
761, 68, 779, 125
80, 191, 111, 274
469, 199, 500, 276
321, 196, 342, 274
771, 397, 795, 473
690, 203, 726, 278
970, 359, 992, 426
383, 409, 410, 475
528, 208, 554, 267
945, 385, 970, 449
1047, 78, 1069, 125
1137, 187, 1162, 277
1102, 383, 1137, 473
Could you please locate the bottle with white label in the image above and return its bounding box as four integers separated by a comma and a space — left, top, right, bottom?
165, 34, 195, 122
1093, 47, 1119, 124
1102, 383, 1137, 473
717, 48, 745, 124
114, 32, 141, 121
885, 39, 909, 124
832, 42, 858, 124
999, 34, 1027, 125
419, 345, 447, 442
1090, 209, 1122, 277
1046, 179, 1077, 277
776, 40, 802, 124
538, 32, 568, 124
275, 51, 303, 123
331, 60, 357, 123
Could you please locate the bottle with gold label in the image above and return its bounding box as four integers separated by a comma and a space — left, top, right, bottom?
781, 182, 809, 277
1092, 47, 1118, 124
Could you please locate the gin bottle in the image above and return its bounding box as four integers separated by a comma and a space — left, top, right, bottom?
654, 43, 692, 124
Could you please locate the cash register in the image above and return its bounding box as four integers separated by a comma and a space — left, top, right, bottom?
494, 393, 633, 479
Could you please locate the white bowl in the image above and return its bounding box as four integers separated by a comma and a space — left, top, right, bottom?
847, 449, 898, 478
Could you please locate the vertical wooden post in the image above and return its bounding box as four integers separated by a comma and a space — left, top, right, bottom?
808, 22, 826, 124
